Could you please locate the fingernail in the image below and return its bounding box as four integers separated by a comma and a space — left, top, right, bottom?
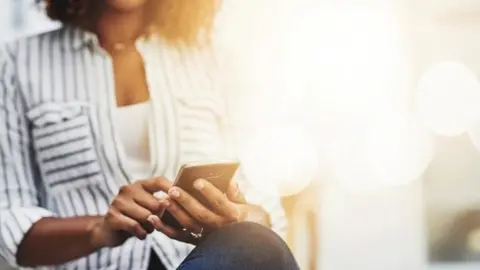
147, 215, 160, 226
194, 179, 204, 190
169, 188, 180, 198
161, 199, 170, 207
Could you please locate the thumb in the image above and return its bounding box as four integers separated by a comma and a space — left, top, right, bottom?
227, 182, 246, 204
141, 176, 172, 194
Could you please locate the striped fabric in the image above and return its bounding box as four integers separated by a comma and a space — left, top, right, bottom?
0, 26, 287, 270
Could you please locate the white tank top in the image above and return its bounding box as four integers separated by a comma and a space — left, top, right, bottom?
113, 101, 152, 180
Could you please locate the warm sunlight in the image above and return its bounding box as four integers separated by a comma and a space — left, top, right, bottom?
416, 61, 480, 137
237, 125, 319, 197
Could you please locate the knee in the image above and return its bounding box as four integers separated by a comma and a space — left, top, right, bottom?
210, 222, 285, 250
194, 222, 298, 270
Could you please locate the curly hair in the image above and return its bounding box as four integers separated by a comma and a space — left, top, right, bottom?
39, 0, 219, 47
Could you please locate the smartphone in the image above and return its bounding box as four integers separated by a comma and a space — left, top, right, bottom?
161, 160, 240, 229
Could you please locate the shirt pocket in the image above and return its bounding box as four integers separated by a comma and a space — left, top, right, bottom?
27, 102, 103, 196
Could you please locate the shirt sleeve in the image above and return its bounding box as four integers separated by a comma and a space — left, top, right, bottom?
237, 172, 288, 239
0, 43, 56, 267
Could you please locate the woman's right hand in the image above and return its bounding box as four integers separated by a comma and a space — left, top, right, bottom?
91, 177, 172, 248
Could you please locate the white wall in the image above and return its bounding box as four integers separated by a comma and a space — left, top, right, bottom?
0, 0, 58, 43
320, 182, 427, 270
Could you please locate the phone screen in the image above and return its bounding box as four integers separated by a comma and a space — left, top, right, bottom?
161, 161, 240, 229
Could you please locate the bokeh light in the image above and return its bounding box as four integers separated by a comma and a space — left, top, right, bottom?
237, 125, 319, 197
416, 61, 480, 137
298, 4, 411, 122
329, 113, 435, 192
364, 113, 436, 187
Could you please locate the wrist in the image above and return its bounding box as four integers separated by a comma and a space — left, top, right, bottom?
88, 216, 109, 249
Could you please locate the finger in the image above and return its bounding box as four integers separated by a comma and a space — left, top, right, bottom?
226, 181, 237, 199
139, 220, 155, 234
164, 199, 203, 233
133, 189, 163, 212
147, 215, 162, 230
226, 182, 246, 203
112, 197, 152, 222
146, 200, 169, 230
193, 179, 239, 220
141, 176, 172, 194
154, 199, 169, 217
107, 209, 148, 240
147, 200, 169, 230
155, 219, 192, 243
168, 187, 225, 228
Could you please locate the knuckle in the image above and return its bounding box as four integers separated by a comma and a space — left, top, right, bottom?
106, 208, 116, 217
130, 223, 143, 233
147, 203, 162, 213
211, 198, 224, 208
105, 209, 117, 222
197, 211, 209, 223
119, 185, 132, 194
151, 200, 162, 209
156, 176, 168, 183
111, 198, 121, 207
227, 211, 239, 222
150, 177, 170, 189
136, 179, 147, 187
185, 221, 197, 231
111, 197, 127, 209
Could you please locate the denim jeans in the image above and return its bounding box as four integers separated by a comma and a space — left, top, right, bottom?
177, 222, 299, 270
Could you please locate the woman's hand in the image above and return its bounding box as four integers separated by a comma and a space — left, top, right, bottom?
157, 180, 270, 244
92, 177, 172, 248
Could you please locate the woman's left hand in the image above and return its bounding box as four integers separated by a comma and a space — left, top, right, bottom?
157, 180, 269, 244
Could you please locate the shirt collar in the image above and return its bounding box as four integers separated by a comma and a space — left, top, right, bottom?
61, 24, 159, 52
58, 25, 99, 51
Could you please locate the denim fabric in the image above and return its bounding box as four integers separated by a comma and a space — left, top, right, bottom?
177, 222, 299, 270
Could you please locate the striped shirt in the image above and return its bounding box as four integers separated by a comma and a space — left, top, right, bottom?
0, 26, 287, 270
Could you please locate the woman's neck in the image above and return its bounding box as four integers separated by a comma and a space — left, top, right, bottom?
96, 8, 147, 48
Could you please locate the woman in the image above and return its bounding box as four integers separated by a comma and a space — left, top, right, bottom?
0, 0, 298, 269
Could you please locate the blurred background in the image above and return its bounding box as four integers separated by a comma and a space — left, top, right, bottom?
3, 0, 480, 269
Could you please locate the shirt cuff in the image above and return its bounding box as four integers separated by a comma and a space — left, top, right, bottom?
242, 187, 288, 240
259, 200, 288, 240
0, 207, 56, 268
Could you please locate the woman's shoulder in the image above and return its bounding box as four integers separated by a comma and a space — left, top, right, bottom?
0, 26, 81, 60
